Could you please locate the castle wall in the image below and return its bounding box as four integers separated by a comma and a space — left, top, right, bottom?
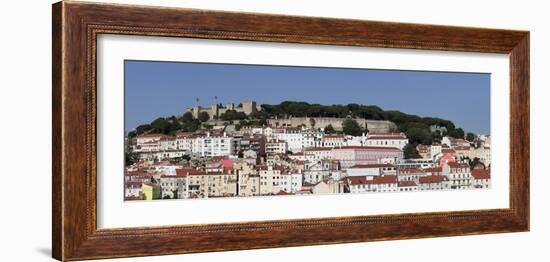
267, 117, 396, 133
190, 101, 258, 119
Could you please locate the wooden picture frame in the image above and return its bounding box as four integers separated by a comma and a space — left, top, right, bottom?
52, 1, 529, 261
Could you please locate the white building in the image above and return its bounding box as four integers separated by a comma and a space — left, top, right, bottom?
153, 164, 180, 176
303, 161, 331, 185
175, 132, 196, 151
475, 146, 491, 166
418, 175, 450, 191
345, 175, 398, 193
159, 174, 187, 199
258, 165, 301, 195
370, 175, 399, 193
397, 168, 429, 182
159, 137, 177, 151
192, 132, 235, 157
442, 136, 470, 147
364, 132, 408, 150
259, 165, 285, 195
321, 134, 346, 147
346, 163, 396, 177
398, 181, 418, 192
273, 127, 304, 153
443, 162, 472, 189
265, 139, 288, 155
304, 147, 332, 160
136, 134, 169, 146
430, 143, 442, 160
471, 168, 491, 189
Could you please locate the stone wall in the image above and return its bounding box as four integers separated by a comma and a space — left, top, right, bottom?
267, 117, 396, 133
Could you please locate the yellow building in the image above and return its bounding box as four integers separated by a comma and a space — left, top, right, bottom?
142, 183, 161, 200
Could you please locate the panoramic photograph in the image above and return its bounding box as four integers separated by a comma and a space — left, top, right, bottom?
123, 61, 491, 201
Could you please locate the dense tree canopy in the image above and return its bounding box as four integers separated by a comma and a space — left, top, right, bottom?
198, 112, 210, 122
128, 101, 469, 142
324, 124, 336, 134
342, 119, 364, 136
219, 110, 247, 121
403, 143, 421, 159
466, 132, 476, 142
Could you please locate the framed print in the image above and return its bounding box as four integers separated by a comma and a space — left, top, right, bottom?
52, 1, 529, 261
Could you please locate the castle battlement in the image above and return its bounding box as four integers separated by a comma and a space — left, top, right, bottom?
188, 100, 261, 120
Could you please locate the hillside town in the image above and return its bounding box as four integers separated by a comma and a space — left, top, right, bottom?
124, 101, 491, 201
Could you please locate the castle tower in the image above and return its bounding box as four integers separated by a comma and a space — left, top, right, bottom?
211, 104, 219, 118
242, 101, 257, 115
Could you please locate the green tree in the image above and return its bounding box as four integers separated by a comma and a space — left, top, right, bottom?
448, 127, 465, 139
219, 110, 247, 121
151, 117, 170, 134
135, 124, 152, 135
198, 112, 210, 122
125, 151, 137, 166
468, 157, 485, 169
466, 132, 476, 142
405, 127, 432, 145
181, 120, 200, 132
181, 111, 194, 122
324, 124, 336, 134
342, 119, 363, 136
403, 143, 421, 159
309, 118, 316, 128
127, 131, 137, 138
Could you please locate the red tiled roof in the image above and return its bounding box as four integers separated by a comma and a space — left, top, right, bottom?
368, 132, 406, 137
367, 136, 408, 140
175, 168, 196, 177
125, 181, 143, 187
423, 167, 443, 173
398, 181, 417, 187
372, 175, 398, 184
447, 162, 469, 169
333, 146, 402, 151
471, 169, 491, 179
125, 172, 150, 178
350, 163, 395, 169
347, 176, 371, 185
137, 133, 170, 138
176, 132, 199, 139
419, 175, 447, 184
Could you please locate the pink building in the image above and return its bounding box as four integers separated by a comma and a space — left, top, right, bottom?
330, 146, 403, 169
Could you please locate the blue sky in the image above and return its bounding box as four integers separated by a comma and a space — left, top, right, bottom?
125, 60, 490, 134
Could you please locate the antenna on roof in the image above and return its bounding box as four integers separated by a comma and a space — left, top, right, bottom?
214, 96, 218, 106
195, 97, 199, 107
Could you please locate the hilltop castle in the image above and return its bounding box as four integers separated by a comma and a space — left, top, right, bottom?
188, 100, 261, 120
